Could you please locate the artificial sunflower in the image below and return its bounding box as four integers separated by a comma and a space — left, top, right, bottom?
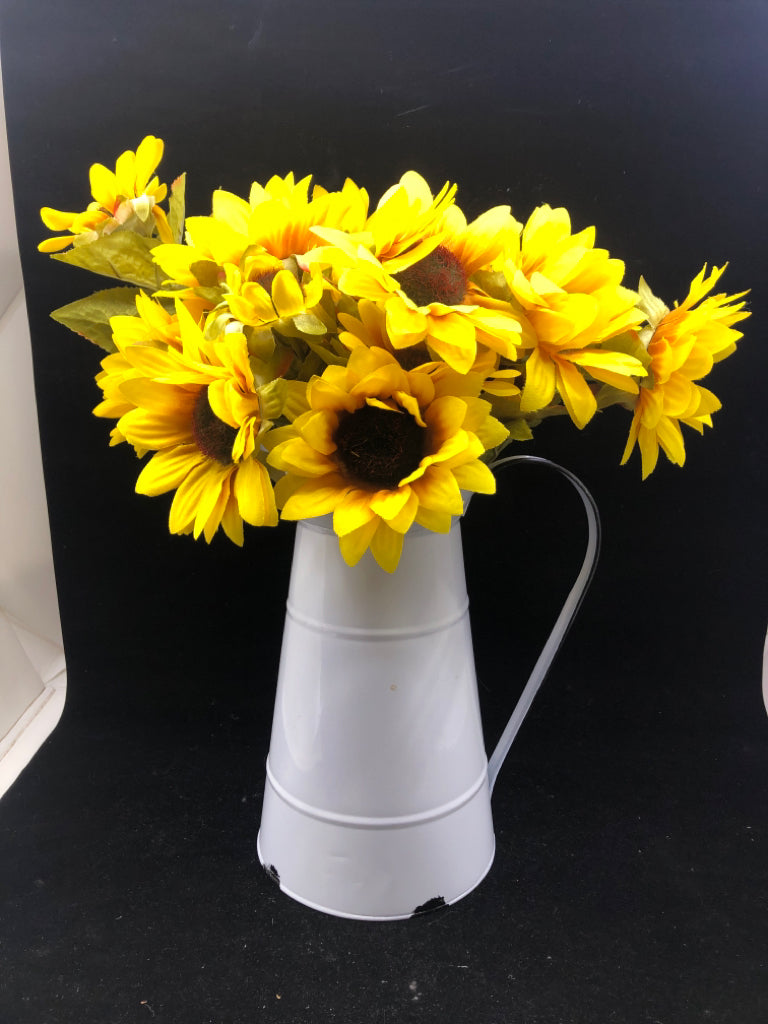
152, 173, 369, 287
95, 301, 306, 543
266, 345, 509, 572
504, 204, 647, 428
93, 293, 183, 437
39, 135, 173, 252
311, 174, 523, 374
621, 265, 749, 478
308, 170, 456, 269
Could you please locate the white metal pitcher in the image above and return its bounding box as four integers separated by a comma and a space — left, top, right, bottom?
257, 457, 600, 920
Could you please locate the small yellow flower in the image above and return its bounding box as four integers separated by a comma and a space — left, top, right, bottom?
39, 136, 173, 252
220, 257, 326, 330
621, 265, 749, 478
266, 346, 508, 572
505, 204, 646, 428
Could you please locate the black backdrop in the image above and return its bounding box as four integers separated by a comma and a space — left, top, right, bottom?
1, 2, 767, 1022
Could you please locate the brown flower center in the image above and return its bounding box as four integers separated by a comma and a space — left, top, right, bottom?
394, 244, 467, 307
254, 269, 278, 292
191, 386, 237, 465
334, 404, 426, 489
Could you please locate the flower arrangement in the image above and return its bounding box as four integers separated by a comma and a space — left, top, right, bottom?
39, 136, 750, 571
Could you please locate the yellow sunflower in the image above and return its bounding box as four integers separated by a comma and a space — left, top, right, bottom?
266, 346, 509, 572
152, 173, 369, 287
504, 204, 647, 427
219, 256, 326, 332
39, 135, 173, 252
307, 173, 523, 374
621, 265, 749, 478
308, 170, 456, 269
337, 298, 521, 396
95, 301, 307, 543
93, 293, 183, 439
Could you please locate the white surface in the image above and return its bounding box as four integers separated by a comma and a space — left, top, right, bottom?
0, 51, 66, 798
258, 518, 496, 919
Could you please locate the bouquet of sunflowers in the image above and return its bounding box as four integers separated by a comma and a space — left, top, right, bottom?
39, 136, 749, 571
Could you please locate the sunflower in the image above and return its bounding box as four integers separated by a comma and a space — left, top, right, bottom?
504, 204, 647, 428
39, 135, 173, 252
337, 298, 521, 395
95, 301, 307, 543
152, 173, 369, 288
309, 174, 523, 374
93, 293, 184, 439
219, 256, 326, 332
621, 265, 749, 478
308, 170, 457, 269
266, 346, 509, 572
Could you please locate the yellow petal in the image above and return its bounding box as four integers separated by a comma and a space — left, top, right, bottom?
89, 162, 117, 208
414, 505, 453, 533
281, 475, 350, 519
369, 521, 404, 573
221, 494, 245, 546
234, 456, 278, 526
299, 410, 338, 454
555, 357, 597, 429
268, 437, 335, 477
40, 207, 77, 231
368, 487, 411, 521
520, 346, 556, 413
333, 489, 378, 536
338, 518, 379, 566
168, 460, 218, 535
193, 462, 234, 539
134, 136, 164, 193
424, 395, 467, 441
135, 444, 200, 496
451, 460, 497, 494
411, 464, 464, 514
272, 269, 307, 317
385, 489, 419, 533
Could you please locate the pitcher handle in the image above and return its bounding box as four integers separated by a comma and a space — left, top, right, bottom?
485, 455, 602, 794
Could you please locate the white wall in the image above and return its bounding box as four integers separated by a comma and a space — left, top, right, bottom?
0, 52, 66, 797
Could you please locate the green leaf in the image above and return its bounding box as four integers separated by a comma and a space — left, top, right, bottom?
189, 260, 221, 288
168, 172, 186, 244
605, 330, 652, 372
50, 286, 144, 353
505, 417, 535, 442
51, 231, 164, 290
291, 312, 328, 335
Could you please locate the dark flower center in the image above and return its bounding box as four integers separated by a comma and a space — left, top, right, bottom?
394, 345, 431, 370
254, 269, 278, 292
191, 386, 238, 465
394, 244, 467, 307
334, 404, 426, 489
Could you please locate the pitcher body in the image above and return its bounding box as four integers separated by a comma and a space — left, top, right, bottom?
257, 516, 495, 920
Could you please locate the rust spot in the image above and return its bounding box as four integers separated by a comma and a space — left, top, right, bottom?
412, 895, 447, 916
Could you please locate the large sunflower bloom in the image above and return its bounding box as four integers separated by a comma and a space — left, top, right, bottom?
505, 204, 646, 427
153, 173, 369, 287
266, 346, 509, 572
39, 135, 173, 252
309, 174, 523, 374
95, 302, 304, 543
621, 265, 749, 478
